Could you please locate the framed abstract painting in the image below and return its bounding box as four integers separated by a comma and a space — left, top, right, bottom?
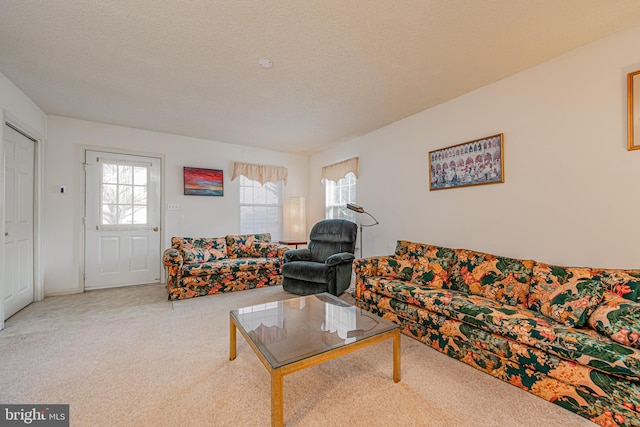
429, 134, 504, 191
183, 167, 224, 196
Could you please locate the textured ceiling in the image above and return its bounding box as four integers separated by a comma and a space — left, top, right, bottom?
2, 1, 640, 154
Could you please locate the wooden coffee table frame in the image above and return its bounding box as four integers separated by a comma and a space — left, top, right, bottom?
230, 314, 401, 427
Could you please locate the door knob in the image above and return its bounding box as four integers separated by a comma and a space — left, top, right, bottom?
153, 227, 159, 232
4, 232, 8, 236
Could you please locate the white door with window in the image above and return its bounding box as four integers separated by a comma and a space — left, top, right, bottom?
84, 150, 161, 289
3, 123, 35, 319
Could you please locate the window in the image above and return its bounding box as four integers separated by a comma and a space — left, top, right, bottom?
239, 175, 283, 240
324, 172, 356, 221
100, 161, 149, 226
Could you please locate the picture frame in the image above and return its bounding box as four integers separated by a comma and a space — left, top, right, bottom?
628, 70, 640, 151
429, 133, 504, 191
183, 167, 224, 196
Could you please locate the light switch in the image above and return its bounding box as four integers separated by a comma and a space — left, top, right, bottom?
168, 203, 180, 211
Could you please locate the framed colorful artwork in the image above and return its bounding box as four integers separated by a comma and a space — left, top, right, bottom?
429, 133, 504, 191
183, 167, 224, 196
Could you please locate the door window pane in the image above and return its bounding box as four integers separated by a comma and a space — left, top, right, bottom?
100, 161, 150, 226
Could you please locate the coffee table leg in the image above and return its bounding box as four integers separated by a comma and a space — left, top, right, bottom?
229, 315, 236, 361
393, 329, 401, 383
271, 369, 284, 427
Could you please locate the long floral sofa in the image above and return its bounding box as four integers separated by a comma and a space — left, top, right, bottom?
163, 233, 289, 300
354, 240, 640, 426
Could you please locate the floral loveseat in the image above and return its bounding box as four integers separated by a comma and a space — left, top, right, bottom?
354, 240, 640, 426
163, 233, 289, 300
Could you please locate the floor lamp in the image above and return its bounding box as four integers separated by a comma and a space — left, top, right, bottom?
346, 203, 379, 258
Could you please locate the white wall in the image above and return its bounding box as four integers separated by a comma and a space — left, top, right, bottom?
310, 25, 640, 269
45, 116, 309, 295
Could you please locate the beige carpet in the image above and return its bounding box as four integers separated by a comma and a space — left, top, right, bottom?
0, 284, 594, 426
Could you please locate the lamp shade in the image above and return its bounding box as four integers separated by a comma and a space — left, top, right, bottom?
285, 197, 306, 241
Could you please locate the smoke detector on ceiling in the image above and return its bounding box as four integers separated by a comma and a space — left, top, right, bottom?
259, 58, 273, 69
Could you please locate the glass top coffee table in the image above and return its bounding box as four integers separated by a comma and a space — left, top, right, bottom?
229, 292, 401, 427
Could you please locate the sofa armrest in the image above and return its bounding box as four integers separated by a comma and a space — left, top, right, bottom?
326, 252, 355, 267
163, 248, 183, 266
277, 245, 291, 258
353, 256, 386, 299
284, 248, 311, 263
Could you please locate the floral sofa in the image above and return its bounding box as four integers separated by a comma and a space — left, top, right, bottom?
354, 240, 640, 426
163, 233, 289, 300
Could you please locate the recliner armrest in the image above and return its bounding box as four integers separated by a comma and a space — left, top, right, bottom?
284, 248, 312, 263
326, 252, 355, 267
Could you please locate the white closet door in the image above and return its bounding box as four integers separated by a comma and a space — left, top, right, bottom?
3, 123, 35, 319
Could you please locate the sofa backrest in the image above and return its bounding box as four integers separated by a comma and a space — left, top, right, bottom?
393, 240, 457, 288
171, 237, 227, 264
225, 233, 273, 258
449, 248, 534, 307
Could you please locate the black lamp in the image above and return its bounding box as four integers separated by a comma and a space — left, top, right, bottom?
346, 203, 379, 257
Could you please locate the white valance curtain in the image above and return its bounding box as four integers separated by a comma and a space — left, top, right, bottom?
321, 157, 359, 182
231, 162, 288, 185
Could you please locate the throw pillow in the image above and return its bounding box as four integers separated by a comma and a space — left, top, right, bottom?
592, 268, 640, 302
587, 293, 640, 349
226, 233, 271, 258
539, 278, 605, 327
175, 237, 227, 264
528, 263, 593, 312
377, 257, 414, 280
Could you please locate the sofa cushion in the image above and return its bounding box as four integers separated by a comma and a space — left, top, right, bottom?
449, 249, 534, 307
588, 293, 640, 349
172, 237, 227, 264
364, 277, 455, 314
359, 289, 640, 411
377, 256, 415, 280
539, 278, 605, 327
445, 293, 640, 380
592, 268, 640, 302
181, 257, 281, 277
528, 263, 593, 312
226, 233, 271, 258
